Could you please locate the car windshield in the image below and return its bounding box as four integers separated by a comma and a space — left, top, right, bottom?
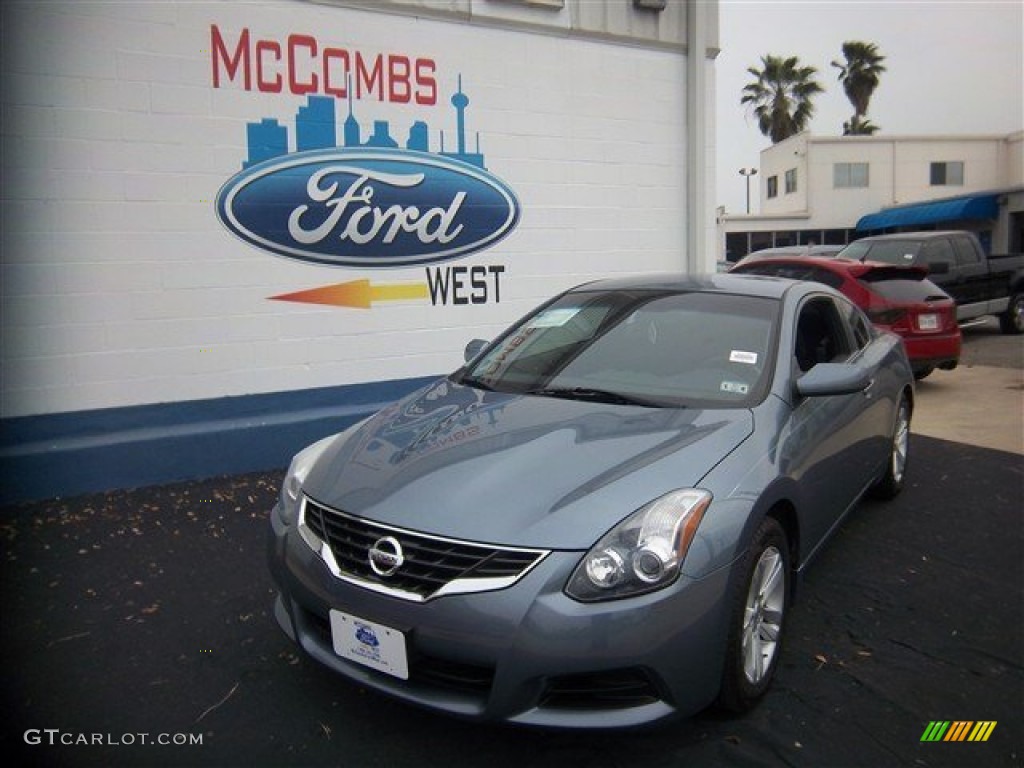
841, 240, 923, 265
459, 290, 778, 408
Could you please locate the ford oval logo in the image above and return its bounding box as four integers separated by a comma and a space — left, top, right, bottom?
216, 149, 520, 268
354, 623, 380, 648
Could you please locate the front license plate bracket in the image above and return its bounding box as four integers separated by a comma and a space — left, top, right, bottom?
329, 609, 409, 680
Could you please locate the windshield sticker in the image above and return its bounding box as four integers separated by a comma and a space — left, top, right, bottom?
529, 307, 582, 328
729, 350, 759, 365
721, 381, 749, 395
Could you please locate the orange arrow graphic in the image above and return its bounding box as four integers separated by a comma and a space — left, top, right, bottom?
268, 279, 429, 309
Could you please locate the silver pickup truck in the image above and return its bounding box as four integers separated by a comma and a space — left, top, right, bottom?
838, 230, 1024, 333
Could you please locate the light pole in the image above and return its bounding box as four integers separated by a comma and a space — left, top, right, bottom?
739, 167, 758, 214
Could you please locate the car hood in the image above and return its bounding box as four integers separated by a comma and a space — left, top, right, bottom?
303, 378, 753, 549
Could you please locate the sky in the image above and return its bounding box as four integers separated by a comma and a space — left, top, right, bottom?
714, 0, 1024, 215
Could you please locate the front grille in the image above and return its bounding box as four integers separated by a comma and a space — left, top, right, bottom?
301, 497, 547, 601
540, 668, 663, 711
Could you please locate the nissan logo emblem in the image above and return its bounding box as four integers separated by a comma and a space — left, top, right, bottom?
368, 536, 405, 577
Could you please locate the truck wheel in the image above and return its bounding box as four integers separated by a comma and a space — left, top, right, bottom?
1000, 292, 1024, 334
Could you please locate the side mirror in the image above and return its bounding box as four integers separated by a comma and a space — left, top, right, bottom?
464, 338, 489, 363
795, 363, 871, 397
927, 261, 951, 275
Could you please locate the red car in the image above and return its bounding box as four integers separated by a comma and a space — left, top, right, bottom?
730, 256, 961, 379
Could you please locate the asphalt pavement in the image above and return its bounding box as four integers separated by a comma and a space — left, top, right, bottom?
1, 322, 1021, 768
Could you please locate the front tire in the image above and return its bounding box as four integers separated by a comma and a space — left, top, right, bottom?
999, 291, 1024, 334
716, 517, 790, 714
871, 393, 910, 500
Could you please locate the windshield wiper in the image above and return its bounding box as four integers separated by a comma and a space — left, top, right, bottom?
457, 374, 496, 391
526, 387, 662, 407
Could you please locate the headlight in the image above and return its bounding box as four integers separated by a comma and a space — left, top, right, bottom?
276, 435, 337, 525
566, 489, 711, 602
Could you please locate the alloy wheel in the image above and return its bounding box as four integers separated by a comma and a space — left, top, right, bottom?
741, 546, 785, 684
891, 400, 910, 486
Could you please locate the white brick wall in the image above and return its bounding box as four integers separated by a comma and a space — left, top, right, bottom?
1, 0, 693, 418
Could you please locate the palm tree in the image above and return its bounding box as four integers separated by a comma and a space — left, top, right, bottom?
741, 55, 824, 144
832, 41, 886, 133
842, 115, 880, 136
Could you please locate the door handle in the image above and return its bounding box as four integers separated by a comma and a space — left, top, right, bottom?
862, 378, 876, 398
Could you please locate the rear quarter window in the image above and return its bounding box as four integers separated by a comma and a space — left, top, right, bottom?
952, 236, 981, 265
838, 298, 873, 349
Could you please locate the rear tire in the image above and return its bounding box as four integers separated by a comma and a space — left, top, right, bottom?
716, 517, 790, 714
871, 393, 910, 500
999, 292, 1024, 334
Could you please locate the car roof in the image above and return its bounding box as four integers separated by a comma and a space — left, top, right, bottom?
569, 272, 798, 301
734, 255, 854, 271
732, 255, 930, 280
732, 255, 864, 278
854, 231, 965, 242
746, 245, 844, 256
733, 245, 844, 267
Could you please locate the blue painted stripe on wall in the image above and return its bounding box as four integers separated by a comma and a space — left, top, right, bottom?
0, 375, 440, 506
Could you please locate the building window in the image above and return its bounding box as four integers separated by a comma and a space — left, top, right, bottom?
785, 168, 797, 194
930, 161, 964, 186
766, 175, 778, 198
822, 229, 852, 245
834, 162, 869, 188
750, 231, 772, 252
725, 232, 749, 262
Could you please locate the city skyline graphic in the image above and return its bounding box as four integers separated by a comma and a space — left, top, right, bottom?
243, 76, 486, 170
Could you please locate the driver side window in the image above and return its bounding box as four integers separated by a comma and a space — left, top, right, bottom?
794, 298, 853, 373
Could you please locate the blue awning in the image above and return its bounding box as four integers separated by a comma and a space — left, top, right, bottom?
856, 193, 999, 231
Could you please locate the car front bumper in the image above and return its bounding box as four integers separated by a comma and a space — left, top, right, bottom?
267, 502, 736, 728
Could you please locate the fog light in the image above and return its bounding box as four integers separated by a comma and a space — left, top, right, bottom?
586, 548, 626, 589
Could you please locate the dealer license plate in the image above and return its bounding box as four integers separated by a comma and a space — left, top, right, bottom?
329, 610, 409, 680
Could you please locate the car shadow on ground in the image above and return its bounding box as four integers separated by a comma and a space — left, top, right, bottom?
2, 434, 1021, 768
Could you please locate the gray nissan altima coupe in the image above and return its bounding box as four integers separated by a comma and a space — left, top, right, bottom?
267, 273, 914, 728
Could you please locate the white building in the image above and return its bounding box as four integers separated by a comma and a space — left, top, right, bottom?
0, 0, 720, 502
720, 131, 1024, 262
